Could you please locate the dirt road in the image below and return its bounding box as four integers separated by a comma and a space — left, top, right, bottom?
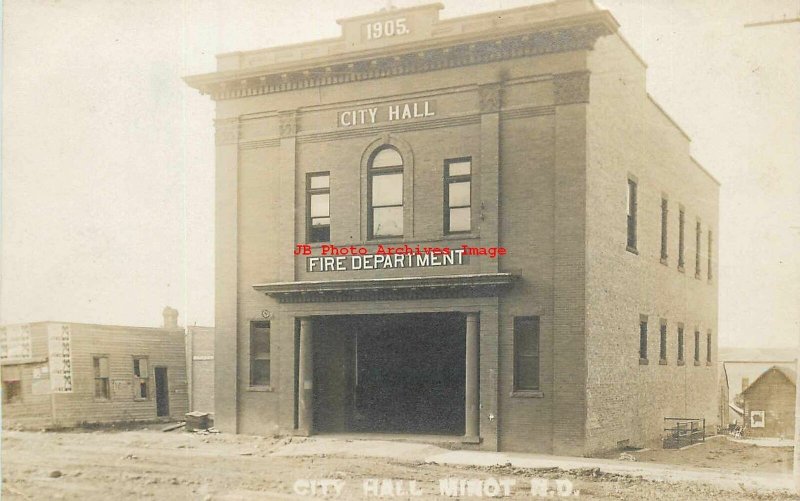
1, 428, 796, 500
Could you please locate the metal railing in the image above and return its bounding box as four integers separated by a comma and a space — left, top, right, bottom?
663, 417, 705, 449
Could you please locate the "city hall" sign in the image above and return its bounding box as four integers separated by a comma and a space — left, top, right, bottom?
338, 100, 436, 127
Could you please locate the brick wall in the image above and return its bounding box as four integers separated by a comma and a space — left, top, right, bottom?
583, 35, 719, 453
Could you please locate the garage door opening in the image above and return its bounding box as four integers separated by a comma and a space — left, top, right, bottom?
312, 313, 466, 436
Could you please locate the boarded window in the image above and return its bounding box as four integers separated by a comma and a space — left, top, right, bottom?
94, 356, 110, 399
513, 317, 540, 391
133, 357, 149, 399
250, 321, 271, 386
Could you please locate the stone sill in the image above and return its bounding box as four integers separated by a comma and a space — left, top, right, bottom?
510, 390, 544, 398
639, 358, 649, 365
659, 359, 668, 365
247, 385, 274, 392
677, 360, 685, 366
694, 360, 701, 366
626, 245, 639, 255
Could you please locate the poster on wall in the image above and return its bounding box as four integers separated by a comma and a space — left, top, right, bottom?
47, 324, 73, 393
0, 324, 33, 361
750, 410, 766, 428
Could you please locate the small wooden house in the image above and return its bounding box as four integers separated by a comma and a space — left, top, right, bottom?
741, 365, 796, 439
1, 308, 189, 428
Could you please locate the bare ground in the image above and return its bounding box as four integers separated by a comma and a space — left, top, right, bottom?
1, 428, 796, 500
607, 436, 794, 474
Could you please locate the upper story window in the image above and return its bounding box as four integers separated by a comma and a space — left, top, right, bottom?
626, 178, 638, 252
660, 197, 668, 263
368, 147, 404, 238
695, 220, 702, 279
444, 158, 471, 234
678, 207, 686, 271
659, 319, 667, 363
677, 324, 685, 364
307, 173, 330, 243
707, 230, 714, 281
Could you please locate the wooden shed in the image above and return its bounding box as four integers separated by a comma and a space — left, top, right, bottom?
741, 365, 796, 439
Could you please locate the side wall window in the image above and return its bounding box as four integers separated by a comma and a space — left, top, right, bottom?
250, 321, 271, 387
694, 330, 700, 363
307, 173, 330, 243
639, 316, 648, 362
444, 158, 471, 234
659, 319, 667, 362
368, 147, 404, 238
513, 317, 540, 391
695, 220, 702, 278
660, 197, 669, 262
678, 207, 686, 270
677, 324, 685, 363
626, 178, 638, 252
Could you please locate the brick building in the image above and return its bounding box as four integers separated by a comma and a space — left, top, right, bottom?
1, 308, 189, 428
185, 0, 719, 455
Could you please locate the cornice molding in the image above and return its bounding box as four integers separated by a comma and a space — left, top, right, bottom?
193, 23, 611, 101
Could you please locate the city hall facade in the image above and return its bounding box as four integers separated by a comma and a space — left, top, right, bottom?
186, 0, 719, 455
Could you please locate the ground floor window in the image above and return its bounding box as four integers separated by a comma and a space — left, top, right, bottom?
250, 321, 271, 387
94, 356, 110, 399
513, 316, 540, 391
3, 380, 22, 404
133, 357, 149, 399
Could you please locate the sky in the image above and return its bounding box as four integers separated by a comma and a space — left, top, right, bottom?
1, 0, 798, 348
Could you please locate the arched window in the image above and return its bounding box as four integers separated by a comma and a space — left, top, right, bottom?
368, 146, 404, 238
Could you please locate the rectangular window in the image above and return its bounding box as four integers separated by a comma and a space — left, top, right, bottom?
677, 325, 685, 363
694, 330, 700, 363
706, 330, 712, 363
639, 316, 648, 362
660, 198, 668, 262
2, 365, 22, 404
444, 158, 471, 234
307, 173, 330, 243
707, 230, 713, 281
626, 178, 638, 251
695, 220, 702, 278
678, 207, 686, 270
93, 356, 110, 399
659, 320, 667, 362
250, 321, 270, 387
513, 317, 540, 391
133, 357, 149, 399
